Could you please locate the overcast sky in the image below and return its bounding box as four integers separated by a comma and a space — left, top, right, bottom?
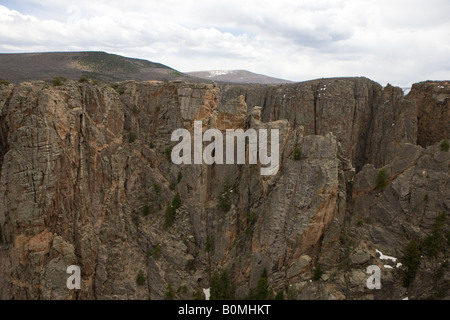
0, 0, 449, 87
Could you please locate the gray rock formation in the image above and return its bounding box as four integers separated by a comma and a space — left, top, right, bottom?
0, 77, 448, 300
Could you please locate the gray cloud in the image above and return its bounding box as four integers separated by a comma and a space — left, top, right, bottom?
0, 0, 449, 86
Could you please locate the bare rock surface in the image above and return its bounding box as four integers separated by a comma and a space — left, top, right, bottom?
0, 77, 448, 300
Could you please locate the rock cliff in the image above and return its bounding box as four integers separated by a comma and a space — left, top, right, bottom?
0, 78, 448, 300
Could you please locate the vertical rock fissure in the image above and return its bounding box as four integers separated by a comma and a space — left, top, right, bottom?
0, 124, 7, 182
72, 112, 84, 259
0, 88, 13, 182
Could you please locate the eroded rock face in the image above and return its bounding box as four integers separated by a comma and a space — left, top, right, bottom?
219, 78, 445, 171
408, 81, 450, 148
0, 78, 448, 300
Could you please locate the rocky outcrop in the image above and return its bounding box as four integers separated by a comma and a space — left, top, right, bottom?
219, 78, 446, 171
408, 81, 450, 148
0, 77, 448, 300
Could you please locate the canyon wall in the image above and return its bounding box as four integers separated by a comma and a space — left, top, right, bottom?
0, 78, 448, 299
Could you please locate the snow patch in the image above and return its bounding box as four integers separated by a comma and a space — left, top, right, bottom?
376, 249, 397, 263
208, 70, 233, 77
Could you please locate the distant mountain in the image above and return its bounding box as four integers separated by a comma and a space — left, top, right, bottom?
186, 70, 293, 84
0, 51, 197, 83
0, 52, 294, 85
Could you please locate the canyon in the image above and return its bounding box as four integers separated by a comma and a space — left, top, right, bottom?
0, 77, 448, 300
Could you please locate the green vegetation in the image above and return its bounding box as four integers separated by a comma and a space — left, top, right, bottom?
194, 289, 205, 300
217, 179, 234, 213
287, 286, 297, 300
275, 291, 285, 300
376, 168, 388, 190
152, 183, 162, 195
172, 193, 181, 209
400, 240, 421, 287
142, 205, 150, 216
164, 202, 176, 228
445, 230, 450, 246
205, 235, 212, 253
423, 194, 429, 203
164, 283, 176, 300
294, 147, 301, 161
52, 76, 64, 86
357, 218, 372, 228
0, 79, 10, 86
128, 132, 136, 143
164, 201, 173, 220
75, 52, 169, 75
165, 147, 172, 161
177, 285, 188, 295
169, 181, 176, 191
110, 83, 125, 94
210, 270, 232, 300
79, 75, 89, 83
440, 139, 449, 152
205, 235, 213, 279
312, 264, 323, 281
136, 270, 146, 286
177, 171, 183, 183
149, 141, 155, 149
168, 70, 185, 78
146, 245, 161, 260
254, 268, 271, 299
247, 212, 257, 226
77, 52, 140, 73
164, 193, 181, 228
423, 212, 447, 258
246, 269, 278, 300
246, 212, 258, 235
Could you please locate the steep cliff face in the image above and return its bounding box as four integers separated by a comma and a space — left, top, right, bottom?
409, 81, 450, 148
219, 79, 445, 171
0, 78, 448, 300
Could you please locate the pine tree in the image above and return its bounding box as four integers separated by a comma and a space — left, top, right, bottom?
376, 168, 388, 190
294, 147, 301, 161
255, 268, 269, 299
164, 283, 176, 300
136, 270, 146, 286
312, 264, 323, 281
210, 270, 232, 300
401, 240, 420, 287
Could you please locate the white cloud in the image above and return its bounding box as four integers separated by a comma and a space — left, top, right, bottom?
0, 0, 449, 86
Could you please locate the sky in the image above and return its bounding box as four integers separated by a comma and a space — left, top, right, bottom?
0, 0, 449, 87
